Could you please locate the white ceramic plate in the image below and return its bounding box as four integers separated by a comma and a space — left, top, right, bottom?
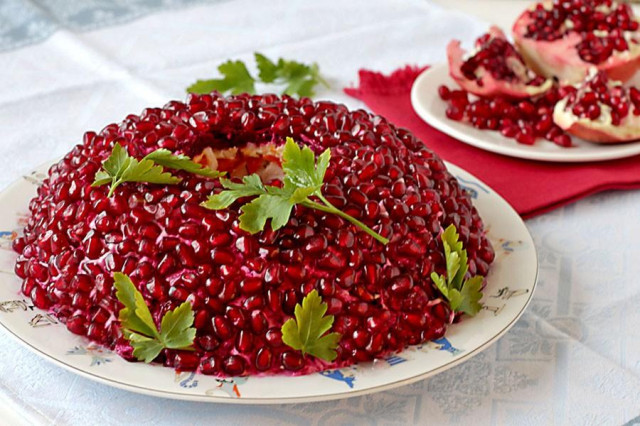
411, 63, 640, 162
0, 162, 537, 404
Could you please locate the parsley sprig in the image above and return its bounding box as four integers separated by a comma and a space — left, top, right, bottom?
113, 273, 196, 363
430, 225, 484, 316
187, 53, 329, 98
202, 138, 389, 244
92, 143, 224, 197
281, 290, 341, 362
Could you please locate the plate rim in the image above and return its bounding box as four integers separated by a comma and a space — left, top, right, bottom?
411, 64, 640, 163
0, 161, 539, 404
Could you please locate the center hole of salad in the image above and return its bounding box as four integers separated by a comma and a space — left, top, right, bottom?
194, 142, 284, 183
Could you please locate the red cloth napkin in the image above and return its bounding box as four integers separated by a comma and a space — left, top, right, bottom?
344, 66, 640, 218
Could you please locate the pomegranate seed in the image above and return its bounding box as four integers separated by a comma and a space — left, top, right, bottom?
281, 351, 304, 371
200, 356, 220, 375
236, 330, 254, 353
553, 134, 572, 147
63, 316, 87, 337
438, 85, 451, 100
255, 347, 273, 371
265, 328, 283, 347
445, 106, 463, 121
174, 352, 200, 371
223, 355, 246, 376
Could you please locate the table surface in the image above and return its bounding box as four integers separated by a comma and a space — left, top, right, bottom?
1, 0, 640, 425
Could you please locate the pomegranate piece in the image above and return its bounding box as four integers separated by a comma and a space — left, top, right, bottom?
513, 0, 640, 84
554, 70, 640, 143
14, 92, 494, 377
447, 26, 552, 99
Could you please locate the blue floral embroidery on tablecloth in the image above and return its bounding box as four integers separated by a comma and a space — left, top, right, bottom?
0, 0, 228, 52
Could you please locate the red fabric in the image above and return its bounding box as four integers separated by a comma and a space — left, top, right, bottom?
344, 66, 640, 218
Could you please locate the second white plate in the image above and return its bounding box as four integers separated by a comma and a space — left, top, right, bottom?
411, 63, 640, 163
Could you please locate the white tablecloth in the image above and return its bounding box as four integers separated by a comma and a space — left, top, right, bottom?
1, 1, 639, 424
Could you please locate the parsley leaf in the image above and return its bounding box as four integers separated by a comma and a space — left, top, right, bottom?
144, 149, 224, 178
187, 53, 328, 98
239, 193, 294, 233
281, 290, 341, 362
202, 175, 267, 209
430, 225, 484, 316
255, 53, 328, 97
159, 302, 197, 349
126, 333, 165, 364
281, 136, 330, 190
201, 138, 389, 244
255, 53, 279, 83
187, 60, 256, 95
92, 143, 180, 197
114, 272, 159, 339
92, 143, 223, 197
114, 272, 196, 363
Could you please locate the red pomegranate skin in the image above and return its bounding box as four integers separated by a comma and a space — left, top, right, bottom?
12, 92, 494, 376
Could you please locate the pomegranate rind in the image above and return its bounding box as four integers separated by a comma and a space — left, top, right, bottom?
512, 2, 640, 85
553, 97, 640, 143
447, 27, 552, 99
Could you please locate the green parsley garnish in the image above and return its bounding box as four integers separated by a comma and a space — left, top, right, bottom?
114, 272, 196, 363
92, 143, 223, 197
255, 53, 328, 97
187, 60, 256, 95
201, 138, 389, 244
281, 290, 341, 362
430, 225, 484, 316
187, 53, 329, 98
143, 149, 224, 179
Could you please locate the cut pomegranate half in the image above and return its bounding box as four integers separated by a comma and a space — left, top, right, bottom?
553, 70, 640, 143
447, 26, 553, 99
513, 0, 640, 84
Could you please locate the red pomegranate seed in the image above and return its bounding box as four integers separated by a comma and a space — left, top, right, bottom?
200, 356, 220, 375
438, 85, 451, 100
223, 355, 246, 376
174, 352, 200, 371
255, 347, 273, 371
281, 351, 304, 371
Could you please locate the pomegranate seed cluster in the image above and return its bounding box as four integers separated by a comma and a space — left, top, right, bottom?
12, 93, 494, 376
460, 34, 545, 87
524, 0, 639, 64
438, 85, 573, 147
563, 71, 640, 122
